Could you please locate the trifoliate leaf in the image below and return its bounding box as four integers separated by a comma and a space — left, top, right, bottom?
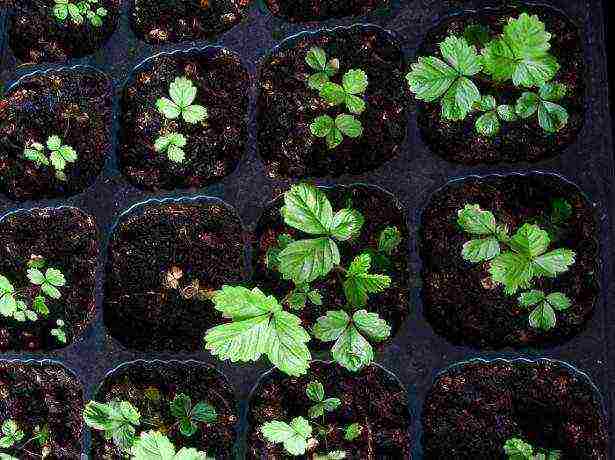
482, 13, 559, 87
335, 114, 363, 138
281, 183, 333, 235
342, 69, 368, 95
83, 400, 140, 451
330, 208, 364, 241
462, 237, 501, 262
311, 115, 335, 138
343, 254, 391, 307
344, 423, 362, 441
278, 237, 340, 284
475, 111, 500, 136
457, 204, 497, 235
509, 224, 550, 257
378, 226, 401, 255
261, 417, 312, 456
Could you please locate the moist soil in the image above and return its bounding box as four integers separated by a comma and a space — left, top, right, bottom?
119, 49, 249, 191
0, 361, 84, 459
0, 208, 99, 352
90, 361, 238, 458
422, 359, 608, 459
415, 5, 585, 164
0, 69, 113, 201
420, 174, 599, 349
104, 201, 246, 352
7, 0, 120, 63
263, 0, 390, 22
257, 25, 411, 178
252, 184, 409, 353
130, 0, 251, 44
247, 361, 411, 459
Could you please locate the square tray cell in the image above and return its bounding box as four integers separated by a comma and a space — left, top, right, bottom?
104, 198, 246, 352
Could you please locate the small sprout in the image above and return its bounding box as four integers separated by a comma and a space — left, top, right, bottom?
515, 82, 568, 133
378, 226, 402, 255
169, 393, 217, 437
23, 135, 78, 181
474, 95, 517, 137
305, 47, 339, 90
518, 290, 571, 330
27, 255, 47, 269
310, 114, 363, 149
504, 437, 561, 459
286, 283, 323, 310
306, 380, 341, 419
83, 400, 141, 452
51, 319, 67, 344
343, 253, 391, 308
319, 69, 369, 115
343, 423, 362, 441
261, 416, 313, 456
0, 419, 25, 448
155, 132, 187, 163
156, 77, 208, 124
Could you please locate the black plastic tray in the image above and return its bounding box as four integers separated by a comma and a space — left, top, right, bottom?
1, 0, 613, 458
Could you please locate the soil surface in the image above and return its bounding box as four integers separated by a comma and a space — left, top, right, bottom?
0, 69, 113, 201
257, 25, 411, 178
415, 5, 585, 164
7, 0, 120, 63
104, 201, 246, 351
0, 361, 84, 459
0, 208, 99, 352
119, 49, 249, 191
252, 184, 409, 352
263, 0, 390, 22
420, 174, 599, 349
247, 361, 411, 459
422, 359, 608, 459
90, 360, 238, 458
130, 0, 250, 44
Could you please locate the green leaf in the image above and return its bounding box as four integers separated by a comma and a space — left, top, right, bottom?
170, 77, 197, 108
47, 135, 61, 152
528, 301, 557, 330
331, 323, 374, 372
306, 47, 327, 71
457, 204, 497, 235
509, 224, 550, 257
539, 82, 567, 102
335, 114, 363, 138
476, 95, 497, 112
83, 400, 140, 450
532, 248, 575, 277
311, 115, 334, 137
482, 13, 559, 87
342, 69, 368, 95
54, 3, 69, 20
67, 3, 83, 23
439, 35, 482, 76
330, 208, 364, 241
89, 14, 103, 27
462, 237, 501, 262
343, 254, 391, 307
131, 430, 176, 459
288, 291, 307, 310
504, 437, 534, 459
489, 252, 534, 295
497, 104, 518, 121
0, 293, 17, 317
313, 310, 350, 342
475, 111, 500, 137
306, 381, 324, 402
378, 226, 401, 254
406, 56, 458, 102
45, 268, 66, 286
191, 402, 217, 423
0, 275, 14, 294
278, 237, 340, 284
57, 145, 77, 162
261, 417, 312, 456
345, 94, 366, 114
546, 292, 571, 310
538, 101, 568, 133
518, 289, 546, 307
320, 82, 347, 105
516, 92, 540, 118
24, 143, 50, 166
281, 183, 333, 235
308, 73, 330, 91
307, 290, 323, 306
42, 284, 62, 299
213, 285, 280, 320
156, 97, 181, 120
155, 133, 186, 152
441, 76, 481, 121
353, 309, 391, 341
170, 393, 191, 419
27, 268, 46, 285
182, 104, 208, 124
344, 423, 362, 441
267, 311, 312, 376
326, 127, 343, 149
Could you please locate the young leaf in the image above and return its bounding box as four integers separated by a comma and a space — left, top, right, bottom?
344, 423, 362, 441
204, 286, 311, 376
83, 400, 140, 451
306, 47, 327, 71
335, 114, 363, 138
520, 290, 571, 330
24, 141, 49, 166
343, 253, 391, 307
311, 115, 335, 138
261, 417, 313, 456
330, 208, 364, 241
306, 47, 338, 90
281, 183, 333, 235
157, 77, 208, 124
155, 132, 187, 163
504, 437, 534, 459
482, 13, 559, 87
378, 226, 401, 255
278, 237, 340, 284
0, 419, 24, 448
306, 381, 325, 402
170, 393, 217, 437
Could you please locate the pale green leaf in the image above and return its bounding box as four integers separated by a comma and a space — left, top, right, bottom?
278, 238, 340, 284
311, 115, 334, 137
457, 204, 497, 235
406, 56, 457, 102
475, 111, 500, 136
330, 208, 364, 241
352, 310, 390, 342
439, 36, 482, 76
170, 77, 197, 108
462, 237, 501, 262
281, 183, 333, 235
313, 310, 350, 342
509, 224, 550, 257
342, 69, 368, 95
335, 114, 362, 138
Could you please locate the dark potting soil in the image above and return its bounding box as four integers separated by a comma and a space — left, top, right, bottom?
257, 25, 411, 178
130, 0, 251, 44
263, 0, 391, 22
0, 361, 84, 459
7, 0, 120, 63
415, 5, 584, 164
0, 208, 99, 352
90, 361, 238, 458
119, 49, 249, 191
0, 69, 113, 201
247, 361, 411, 459
104, 201, 245, 352
422, 359, 608, 459
252, 185, 409, 353
420, 174, 599, 349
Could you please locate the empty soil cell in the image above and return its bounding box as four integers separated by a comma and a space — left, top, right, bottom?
257, 25, 411, 178
7, 0, 120, 63
104, 199, 245, 351
415, 5, 584, 164
253, 184, 409, 352
422, 359, 608, 459
90, 360, 238, 458
263, 0, 391, 22
0, 207, 99, 352
247, 361, 411, 458
130, 0, 251, 44
420, 173, 599, 349
119, 48, 249, 191
0, 360, 84, 459
0, 68, 113, 201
